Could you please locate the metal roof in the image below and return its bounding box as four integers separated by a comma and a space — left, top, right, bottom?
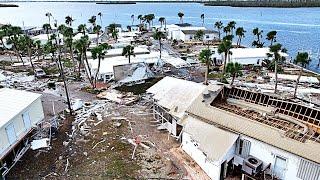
184, 116, 239, 162
187, 85, 320, 164
147, 77, 206, 118
0, 88, 42, 128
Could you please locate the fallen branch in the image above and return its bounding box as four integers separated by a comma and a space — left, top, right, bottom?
92, 139, 106, 150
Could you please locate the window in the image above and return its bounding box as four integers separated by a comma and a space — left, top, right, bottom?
236, 139, 251, 158
206, 35, 209, 39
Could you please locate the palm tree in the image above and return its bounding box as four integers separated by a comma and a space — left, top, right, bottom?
0, 27, 13, 61
78, 24, 87, 36
131, 14, 135, 25
45, 12, 53, 25
268, 43, 287, 93
138, 14, 143, 24
199, 48, 212, 85
143, 14, 155, 30
266, 30, 277, 46
122, 45, 135, 64
223, 26, 231, 36
153, 30, 165, 59
88, 15, 97, 29
195, 30, 204, 43
226, 62, 242, 86
227, 21, 236, 35
235, 27, 246, 47
98, 12, 103, 27
200, 14, 205, 26
108, 23, 118, 42
218, 39, 233, 74
158, 17, 165, 29
91, 43, 110, 88
35, 40, 42, 61
74, 35, 92, 84
42, 23, 52, 40
23, 35, 36, 73
65, 16, 74, 27
178, 12, 184, 24
54, 32, 72, 114
93, 25, 101, 46
293, 52, 310, 97
6, 26, 24, 63
252, 27, 264, 48
214, 21, 223, 40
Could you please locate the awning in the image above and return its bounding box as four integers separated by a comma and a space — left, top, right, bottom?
184, 116, 239, 162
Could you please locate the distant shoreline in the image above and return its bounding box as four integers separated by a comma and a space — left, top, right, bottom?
0, 3, 19, 7
204, 1, 320, 8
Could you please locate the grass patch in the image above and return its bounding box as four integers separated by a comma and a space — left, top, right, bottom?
115, 77, 163, 95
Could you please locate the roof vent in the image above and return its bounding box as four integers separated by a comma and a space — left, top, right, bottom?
202, 90, 211, 99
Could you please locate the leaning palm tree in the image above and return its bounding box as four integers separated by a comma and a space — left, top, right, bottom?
131, 14, 135, 25
199, 48, 212, 85
226, 62, 242, 86
98, 12, 103, 27
218, 39, 233, 74
122, 45, 135, 64
178, 12, 184, 24
267, 43, 287, 93
235, 27, 246, 47
200, 14, 205, 26
45, 12, 53, 25
214, 21, 223, 40
153, 30, 166, 59
266, 30, 277, 46
293, 52, 309, 98
91, 43, 110, 88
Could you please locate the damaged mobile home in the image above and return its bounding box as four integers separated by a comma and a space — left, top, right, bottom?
148, 77, 320, 180
0, 88, 44, 178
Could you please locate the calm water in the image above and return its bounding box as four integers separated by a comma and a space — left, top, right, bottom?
1, 2, 320, 72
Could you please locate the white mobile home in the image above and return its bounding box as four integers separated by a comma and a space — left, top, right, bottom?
181, 29, 218, 42
183, 85, 320, 180
0, 88, 44, 177
228, 48, 289, 66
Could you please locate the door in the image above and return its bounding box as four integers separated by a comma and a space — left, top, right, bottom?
273, 156, 287, 179
22, 112, 32, 130
6, 123, 17, 145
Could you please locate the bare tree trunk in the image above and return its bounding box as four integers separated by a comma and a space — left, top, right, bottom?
231, 74, 235, 86
83, 49, 94, 88
28, 46, 35, 73
204, 62, 208, 85
274, 60, 278, 93
94, 57, 101, 89
293, 67, 302, 97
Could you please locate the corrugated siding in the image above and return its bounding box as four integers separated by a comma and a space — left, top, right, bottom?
297, 159, 320, 180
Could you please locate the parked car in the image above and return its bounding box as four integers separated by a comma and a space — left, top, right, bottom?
34, 68, 46, 78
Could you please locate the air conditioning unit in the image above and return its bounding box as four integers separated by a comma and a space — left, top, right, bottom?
242, 155, 263, 176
